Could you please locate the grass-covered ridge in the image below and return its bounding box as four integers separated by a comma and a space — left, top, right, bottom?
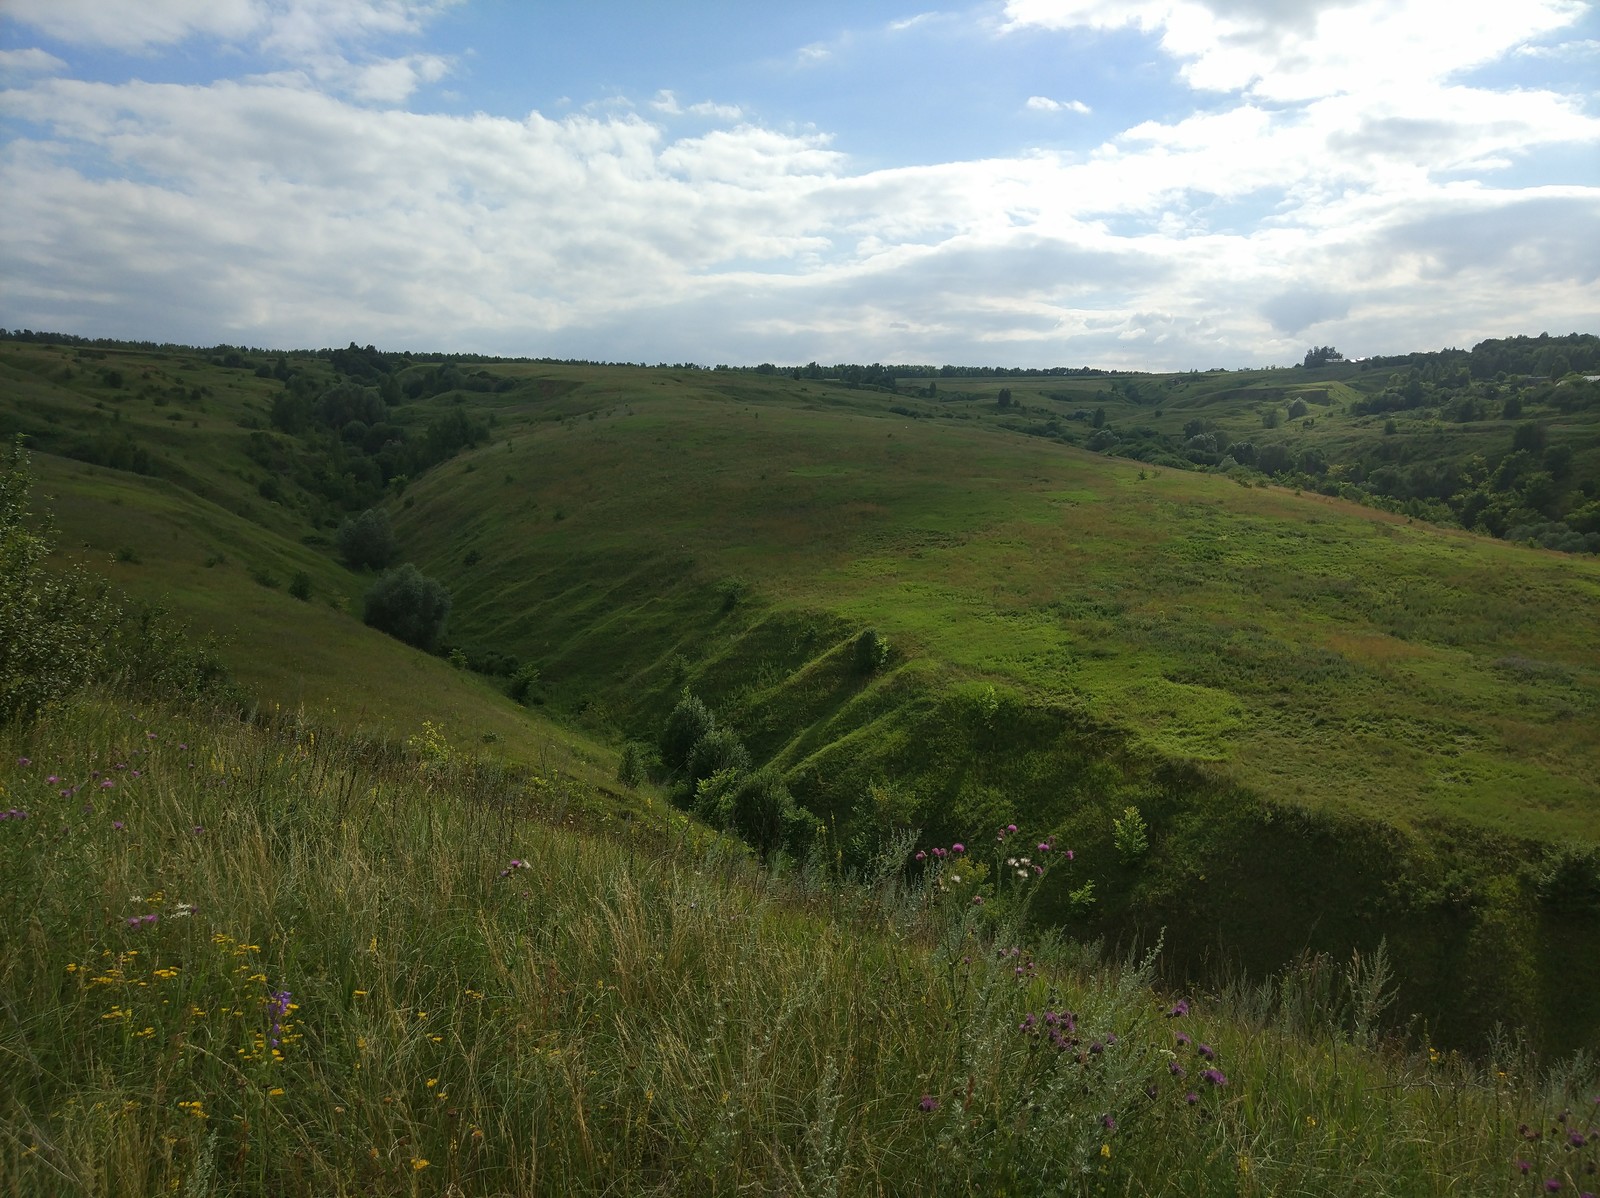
2, 335, 1598, 1055
4, 700, 1599, 1196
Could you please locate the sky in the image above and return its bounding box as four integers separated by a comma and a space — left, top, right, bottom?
1, 1, 1597, 369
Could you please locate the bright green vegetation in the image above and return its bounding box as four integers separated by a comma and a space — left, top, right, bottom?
2, 333, 1597, 1056
4, 699, 1598, 1197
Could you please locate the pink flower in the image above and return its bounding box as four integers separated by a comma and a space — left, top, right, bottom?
952, 843, 965, 854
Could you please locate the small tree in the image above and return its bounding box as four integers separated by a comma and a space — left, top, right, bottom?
660, 691, 715, 773
855, 628, 890, 674
337, 507, 398, 570
363, 563, 451, 652
1113, 805, 1150, 864
687, 726, 750, 791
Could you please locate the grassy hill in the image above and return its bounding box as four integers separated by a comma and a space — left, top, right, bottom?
2, 334, 1597, 1054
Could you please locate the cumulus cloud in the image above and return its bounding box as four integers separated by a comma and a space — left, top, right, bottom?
1002, 0, 1586, 99
1026, 95, 1092, 113
1, 0, 1596, 367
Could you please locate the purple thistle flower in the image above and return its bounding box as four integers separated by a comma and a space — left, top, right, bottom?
142, 913, 158, 926
1167, 999, 1190, 1018
178, 743, 188, 751
1201, 1068, 1227, 1087
101, 780, 115, 790
112, 820, 125, 831
1546, 1182, 1562, 1194
952, 843, 964, 854
1184, 1091, 1199, 1105
192, 826, 204, 835
1101, 1114, 1117, 1131
46, 774, 59, 784
125, 916, 142, 927
919, 1094, 940, 1113
1038, 842, 1050, 853
914, 850, 926, 862
1007, 824, 1018, 834
1169, 1061, 1185, 1078
1198, 1043, 1216, 1060
1516, 1160, 1533, 1176
1571, 1131, 1588, 1148
971, 894, 984, 905
1175, 1031, 1192, 1048
17, 757, 31, 767
1064, 849, 1075, 860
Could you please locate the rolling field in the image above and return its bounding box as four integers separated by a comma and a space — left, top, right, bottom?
4, 338, 1598, 1050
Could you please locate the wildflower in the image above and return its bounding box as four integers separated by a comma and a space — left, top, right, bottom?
1184, 1091, 1199, 1105
1167, 999, 1190, 1018
971, 895, 984, 905
411, 1158, 429, 1171
46, 774, 59, 784
1038, 842, 1050, 853
914, 851, 926, 862
1175, 1031, 1191, 1048
1007, 824, 1018, 834
1101, 1114, 1117, 1131
17, 757, 30, 767
1202, 1068, 1228, 1087
102, 781, 115, 791
1545, 1182, 1561, 1194
952, 843, 965, 854
1515, 1162, 1533, 1176
919, 1094, 939, 1113
1573, 1132, 1589, 1148
1169, 1061, 1186, 1078
1198, 1043, 1216, 1060
932, 847, 946, 859
1065, 849, 1075, 860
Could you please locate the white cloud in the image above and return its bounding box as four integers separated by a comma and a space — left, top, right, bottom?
3, 0, 263, 50
1, 0, 1596, 367
1002, 0, 1587, 99
0, 48, 69, 76
1026, 95, 1092, 113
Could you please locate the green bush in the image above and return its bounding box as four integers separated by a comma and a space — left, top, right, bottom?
660, 691, 715, 773
362, 563, 451, 652
336, 507, 398, 570
1113, 805, 1150, 864
687, 726, 750, 791
288, 570, 313, 602
1, 438, 239, 725
854, 628, 890, 674
1, 439, 114, 724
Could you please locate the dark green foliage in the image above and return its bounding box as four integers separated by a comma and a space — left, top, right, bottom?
508, 663, 541, 704
659, 691, 715, 773
1, 439, 237, 724
363, 563, 451, 652
336, 507, 398, 570
616, 741, 648, 787
687, 726, 750, 790
1, 439, 114, 724
288, 571, 312, 602
854, 628, 890, 674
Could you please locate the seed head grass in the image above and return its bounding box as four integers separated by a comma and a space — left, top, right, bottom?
2, 699, 1596, 1195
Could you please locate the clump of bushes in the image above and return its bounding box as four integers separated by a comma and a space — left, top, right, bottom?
336, 506, 398, 570
363, 563, 451, 652
659, 690, 814, 860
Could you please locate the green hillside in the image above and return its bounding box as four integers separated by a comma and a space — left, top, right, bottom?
3, 333, 1597, 1053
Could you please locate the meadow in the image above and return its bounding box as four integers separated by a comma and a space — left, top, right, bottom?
4, 698, 1598, 1196
2, 335, 1597, 1057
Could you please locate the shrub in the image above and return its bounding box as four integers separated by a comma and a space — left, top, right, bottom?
616, 741, 648, 788
1113, 805, 1150, 864
336, 507, 398, 570
660, 691, 715, 773
362, 563, 451, 652
854, 628, 890, 674
288, 571, 312, 602
687, 726, 750, 791
1, 439, 114, 724
508, 663, 541, 704
1, 438, 238, 724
